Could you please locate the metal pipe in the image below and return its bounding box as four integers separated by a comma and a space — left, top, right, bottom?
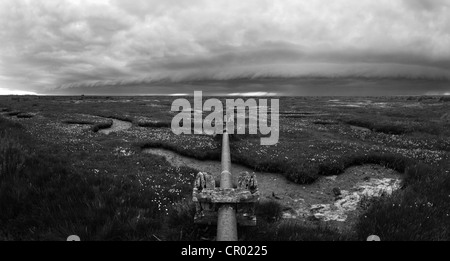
217, 205, 238, 241
217, 130, 238, 241
220, 130, 232, 189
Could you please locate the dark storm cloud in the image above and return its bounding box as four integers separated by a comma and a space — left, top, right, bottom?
0, 0, 449, 94
402, 0, 450, 12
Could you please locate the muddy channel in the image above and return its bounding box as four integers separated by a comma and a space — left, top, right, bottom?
143, 147, 402, 231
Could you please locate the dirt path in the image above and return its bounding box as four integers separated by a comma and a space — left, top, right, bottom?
143, 148, 402, 231
98, 119, 132, 134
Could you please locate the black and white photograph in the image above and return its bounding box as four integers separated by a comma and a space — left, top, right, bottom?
0, 0, 449, 246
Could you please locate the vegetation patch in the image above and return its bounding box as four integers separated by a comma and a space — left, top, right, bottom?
94, 113, 133, 123
62, 116, 113, 133
137, 120, 171, 128
344, 119, 408, 135
356, 163, 450, 240
140, 141, 221, 161
341, 116, 447, 136
62, 119, 94, 125
440, 96, 450, 102
16, 113, 34, 119
91, 121, 113, 132
313, 120, 339, 125
5, 111, 22, 117
0, 117, 196, 240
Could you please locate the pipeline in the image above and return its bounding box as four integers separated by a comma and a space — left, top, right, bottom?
216, 130, 238, 241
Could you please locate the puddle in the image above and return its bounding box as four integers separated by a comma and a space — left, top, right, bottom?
142, 148, 402, 229
98, 119, 132, 134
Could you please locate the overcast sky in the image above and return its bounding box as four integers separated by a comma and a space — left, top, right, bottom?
1, 0, 450, 95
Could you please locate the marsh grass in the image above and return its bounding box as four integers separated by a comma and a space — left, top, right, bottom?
140, 141, 221, 161
137, 120, 171, 128
1, 116, 448, 240
340, 111, 449, 136
241, 220, 347, 241
355, 163, 450, 240
344, 118, 407, 135
313, 120, 338, 125
62, 118, 113, 132
16, 113, 34, 119
91, 121, 114, 132
62, 119, 93, 125
440, 96, 450, 102
0, 117, 348, 241
317, 153, 409, 176
0, 117, 195, 240
1, 95, 449, 241
5, 111, 22, 117
255, 200, 284, 223
94, 113, 133, 123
